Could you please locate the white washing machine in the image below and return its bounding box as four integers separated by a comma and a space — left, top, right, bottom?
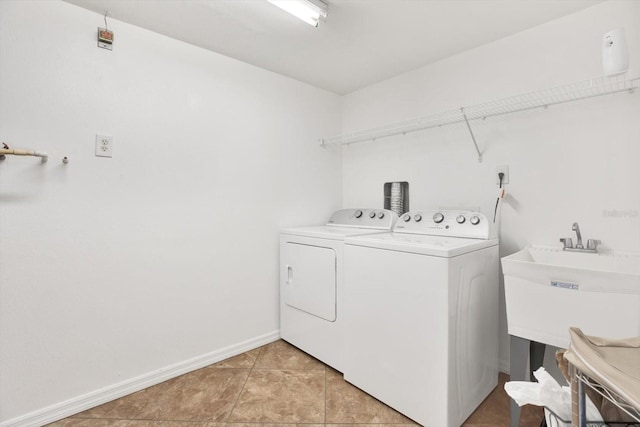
344, 210, 499, 427
280, 208, 398, 372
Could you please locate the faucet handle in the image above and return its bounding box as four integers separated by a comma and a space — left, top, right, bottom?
587, 239, 601, 251
560, 238, 573, 249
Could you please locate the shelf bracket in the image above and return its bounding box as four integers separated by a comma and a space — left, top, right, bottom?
461, 107, 483, 163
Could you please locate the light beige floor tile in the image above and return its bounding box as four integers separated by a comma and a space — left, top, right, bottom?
253, 340, 324, 370
50, 349, 531, 427
134, 368, 249, 422
325, 368, 415, 424
127, 422, 221, 427
462, 374, 508, 425
326, 425, 417, 427
227, 424, 324, 427
124, 422, 161, 427
465, 423, 542, 427
46, 419, 129, 427
212, 348, 261, 369
228, 369, 325, 423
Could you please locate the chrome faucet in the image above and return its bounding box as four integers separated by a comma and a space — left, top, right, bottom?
560, 222, 600, 253
572, 222, 583, 249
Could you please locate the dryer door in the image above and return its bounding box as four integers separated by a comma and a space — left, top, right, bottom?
282, 242, 337, 322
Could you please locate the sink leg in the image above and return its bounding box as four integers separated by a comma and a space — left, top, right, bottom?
509, 336, 547, 427
509, 335, 529, 427
530, 340, 546, 379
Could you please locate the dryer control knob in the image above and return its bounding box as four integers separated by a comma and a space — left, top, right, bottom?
368, 211, 376, 218
414, 214, 422, 222
377, 211, 385, 219
456, 215, 466, 224
355, 210, 363, 218
470, 215, 480, 225
403, 214, 411, 222
433, 212, 444, 223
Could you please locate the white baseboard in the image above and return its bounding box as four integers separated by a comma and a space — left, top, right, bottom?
1, 330, 280, 427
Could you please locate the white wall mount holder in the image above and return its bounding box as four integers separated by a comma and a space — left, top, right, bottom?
603, 29, 629, 77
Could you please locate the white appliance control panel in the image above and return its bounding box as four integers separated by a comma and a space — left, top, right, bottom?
394, 210, 493, 239
327, 209, 398, 229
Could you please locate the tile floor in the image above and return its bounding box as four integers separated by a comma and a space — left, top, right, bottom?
49, 340, 543, 427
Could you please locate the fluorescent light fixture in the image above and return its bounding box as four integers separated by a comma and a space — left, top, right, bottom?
267, 0, 328, 27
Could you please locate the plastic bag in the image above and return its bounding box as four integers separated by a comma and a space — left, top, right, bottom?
504, 367, 603, 426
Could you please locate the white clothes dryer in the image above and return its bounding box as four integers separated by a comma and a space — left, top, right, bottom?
344, 210, 499, 427
280, 208, 398, 372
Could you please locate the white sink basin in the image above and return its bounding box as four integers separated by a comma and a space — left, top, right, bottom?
502, 246, 640, 348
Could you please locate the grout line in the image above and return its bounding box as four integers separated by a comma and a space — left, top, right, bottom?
218, 423, 428, 426
249, 367, 326, 370
324, 364, 328, 425
222, 423, 418, 425
50, 342, 518, 427
225, 344, 264, 423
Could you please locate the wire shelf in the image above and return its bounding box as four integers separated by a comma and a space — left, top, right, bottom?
543, 368, 640, 427
544, 408, 639, 427
576, 370, 640, 425
319, 75, 640, 150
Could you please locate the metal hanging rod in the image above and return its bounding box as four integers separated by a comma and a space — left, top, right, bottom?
319, 75, 640, 161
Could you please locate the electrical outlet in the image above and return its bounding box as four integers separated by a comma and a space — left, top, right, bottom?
496, 165, 509, 185
95, 134, 113, 158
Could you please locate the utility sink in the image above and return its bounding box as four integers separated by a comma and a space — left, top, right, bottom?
502, 246, 640, 348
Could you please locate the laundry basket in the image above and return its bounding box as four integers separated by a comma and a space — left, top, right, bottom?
538, 385, 604, 427
540, 406, 575, 427
560, 327, 640, 427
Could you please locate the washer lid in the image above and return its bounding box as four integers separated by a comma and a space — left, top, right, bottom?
328, 208, 398, 229
281, 226, 392, 241
281, 208, 398, 240
345, 232, 498, 257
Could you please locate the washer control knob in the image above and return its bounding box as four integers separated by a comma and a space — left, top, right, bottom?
369, 211, 376, 218
377, 211, 385, 219
470, 215, 480, 225
414, 214, 422, 222
403, 214, 411, 222
456, 215, 466, 224
433, 212, 444, 223
354, 210, 363, 218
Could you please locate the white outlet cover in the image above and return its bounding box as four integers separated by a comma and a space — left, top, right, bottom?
95, 134, 113, 158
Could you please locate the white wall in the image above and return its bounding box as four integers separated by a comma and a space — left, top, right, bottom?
2, 0, 638, 423
0, 1, 342, 424
341, 0, 640, 371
